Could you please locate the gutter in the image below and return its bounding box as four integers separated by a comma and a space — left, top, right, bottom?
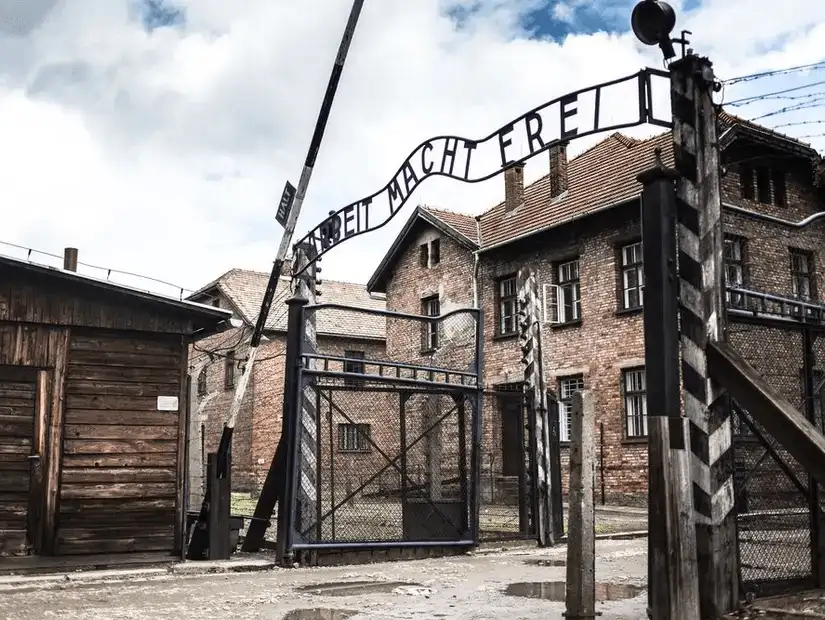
723, 202, 825, 228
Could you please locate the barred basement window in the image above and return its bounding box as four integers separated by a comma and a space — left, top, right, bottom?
623, 368, 648, 438
338, 423, 371, 452
620, 242, 644, 310
497, 275, 518, 335
558, 375, 584, 442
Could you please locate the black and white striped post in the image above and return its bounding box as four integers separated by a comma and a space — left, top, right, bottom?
670, 54, 738, 618
517, 267, 558, 546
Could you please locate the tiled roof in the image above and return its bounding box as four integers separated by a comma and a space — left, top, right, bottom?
421, 206, 478, 244
192, 268, 386, 340
477, 131, 674, 249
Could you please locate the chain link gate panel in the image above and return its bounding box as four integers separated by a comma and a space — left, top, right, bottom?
278, 302, 483, 557
727, 312, 825, 596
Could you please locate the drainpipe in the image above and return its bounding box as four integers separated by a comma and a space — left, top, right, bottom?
473, 217, 482, 309
723, 203, 825, 228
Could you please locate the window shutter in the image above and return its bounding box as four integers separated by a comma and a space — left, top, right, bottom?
543, 283, 560, 324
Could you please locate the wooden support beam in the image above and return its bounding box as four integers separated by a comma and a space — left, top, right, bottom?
565, 390, 596, 619
707, 340, 825, 484
42, 329, 69, 555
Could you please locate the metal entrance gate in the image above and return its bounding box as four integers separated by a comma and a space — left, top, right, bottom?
727, 289, 825, 596
278, 300, 483, 557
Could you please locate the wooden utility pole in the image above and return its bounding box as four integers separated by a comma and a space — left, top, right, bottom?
638, 149, 700, 620
565, 389, 596, 620
670, 54, 738, 618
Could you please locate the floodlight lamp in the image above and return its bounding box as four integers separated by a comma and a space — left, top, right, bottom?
631, 0, 677, 60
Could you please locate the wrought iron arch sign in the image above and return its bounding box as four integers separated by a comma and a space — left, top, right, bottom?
292, 67, 672, 274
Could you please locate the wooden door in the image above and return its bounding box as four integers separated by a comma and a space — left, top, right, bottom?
0, 367, 43, 556
500, 396, 523, 477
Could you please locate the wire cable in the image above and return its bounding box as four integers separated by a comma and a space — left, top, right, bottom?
721, 61, 825, 86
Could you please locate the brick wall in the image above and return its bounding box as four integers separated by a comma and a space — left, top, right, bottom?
189, 292, 388, 498
379, 149, 825, 506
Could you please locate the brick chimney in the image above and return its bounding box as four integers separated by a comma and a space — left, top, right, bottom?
504, 163, 525, 212
63, 247, 78, 272
548, 142, 569, 198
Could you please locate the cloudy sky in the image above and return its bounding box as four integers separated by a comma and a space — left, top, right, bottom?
1, 0, 824, 300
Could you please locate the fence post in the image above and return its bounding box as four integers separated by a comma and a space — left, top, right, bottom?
671, 54, 738, 617
802, 328, 824, 586
276, 292, 309, 565
207, 452, 231, 560
565, 389, 596, 619
638, 152, 700, 619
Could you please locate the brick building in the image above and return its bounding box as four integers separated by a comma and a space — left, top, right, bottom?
186, 266, 386, 496
367, 110, 825, 505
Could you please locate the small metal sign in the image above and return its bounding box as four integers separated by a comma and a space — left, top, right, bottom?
276, 181, 297, 228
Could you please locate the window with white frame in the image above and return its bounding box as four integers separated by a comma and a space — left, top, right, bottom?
620, 242, 644, 310
790, 248, 814, 301
724, 235, 747, 308
421, 295, 440, 351
338, 423, 371, 452
623, 368, 648, 438
558, 375, 585, 442
498, 275, 518, 335
544, 259, 581, 324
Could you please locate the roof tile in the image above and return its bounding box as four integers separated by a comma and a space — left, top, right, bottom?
205, 269, 386, 340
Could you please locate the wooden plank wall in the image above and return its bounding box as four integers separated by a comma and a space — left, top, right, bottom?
56, 331, 185, 555
0, 274, 194, 335
0, 368, 37, 556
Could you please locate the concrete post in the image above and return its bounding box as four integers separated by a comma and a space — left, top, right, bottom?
565, 389, 596, 620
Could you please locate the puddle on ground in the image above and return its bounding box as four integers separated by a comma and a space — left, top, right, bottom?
297, 580, 424, 597
524, 558, 566, 567
505, 581, 645, 602
282, 609, 357, 620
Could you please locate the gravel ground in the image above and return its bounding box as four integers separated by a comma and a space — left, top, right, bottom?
0, 539, 650, 620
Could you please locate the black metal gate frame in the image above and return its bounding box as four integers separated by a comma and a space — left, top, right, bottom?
280, 303, 484, 554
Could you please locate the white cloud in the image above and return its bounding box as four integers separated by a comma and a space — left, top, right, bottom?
0, 0, 823, 299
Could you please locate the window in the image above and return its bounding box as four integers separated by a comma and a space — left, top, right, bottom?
790, 249, 814, 301
557, 259, 581, 323
343, 350, 366, 387
620, 242, 644, 310
211, 297, 221, 308
740, 165, 754, 200
338, 423, 371, 452
419, 244, 429, 267
422, 295, 440, 351
224, 350, 236, 389
772, 169, 787, 207
497, 275, 518, 335
431, 238, 441, 265
756, 167, 771, 204
623, 368, 648, 438
558, 375, 585, 443
724, 235, 747, 307
197, 368, 207, 396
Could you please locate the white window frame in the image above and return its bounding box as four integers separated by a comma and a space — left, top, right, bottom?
623, 368, 648, 438
558, 375, 585, 443
422, 295, 440, 350
498, 276, 518, 335
620, 242, 644, 310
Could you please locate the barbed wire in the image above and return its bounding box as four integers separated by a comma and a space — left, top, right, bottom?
0, 239, 197, 300
720, 60, 825, 86
723, 80, 825, 107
